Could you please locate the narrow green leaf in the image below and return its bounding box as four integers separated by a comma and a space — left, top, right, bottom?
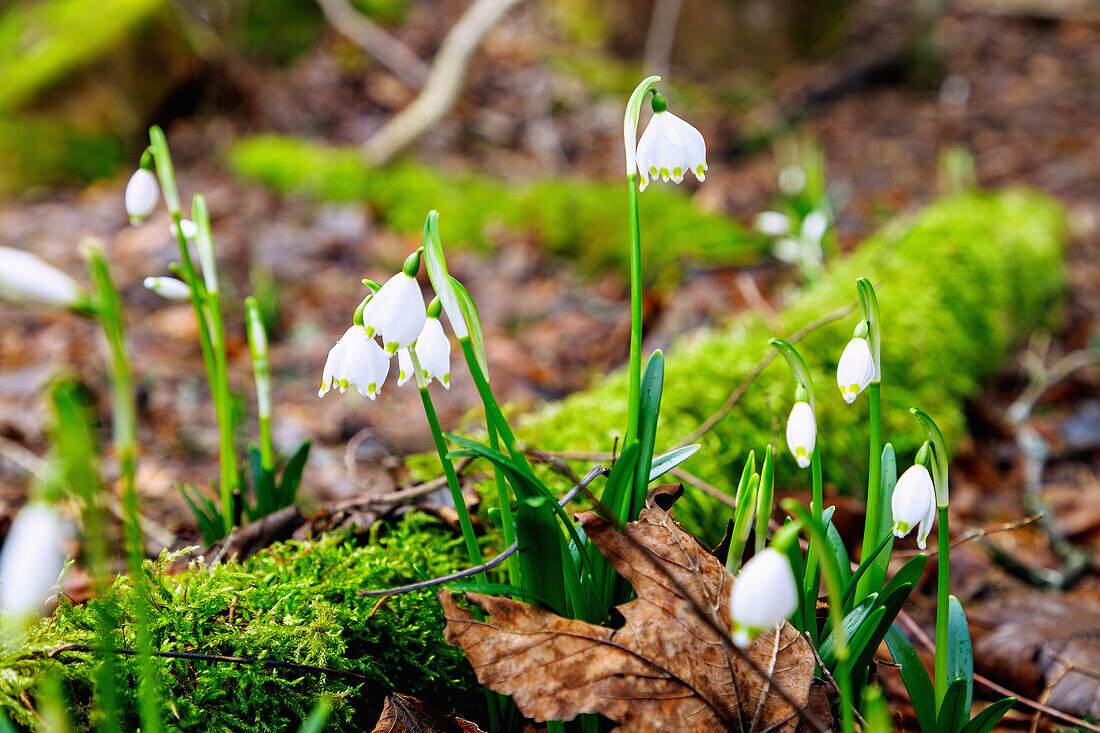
648, 444, 699, 483
842, 532, 894, 609
296, 699, 332, 733
861, 685, 893, 733
937, 678, 969, 733
632, 351, 664, 520
276, 439, 311, 508
444, 581, 556, 609
852, 581, 916, 676
947, 596, 974, 722
819, 595, 877, 669
885, 626, 937, 733
755, 445, 775, 554
866, 443, 898, 594
826, 516, 853, 595
958, 697, 1015, 733
516, 497, 569, 616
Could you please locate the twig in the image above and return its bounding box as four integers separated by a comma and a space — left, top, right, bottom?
803, 631, 867, 729
641, 0, 684, 77
314, 0, 428, 88
49, 643, 380, 688
358, 465, 608, 597
362, 0, 527, 164
670, 467, 738, 510
893, 513, 1042, 559
334, 455, 473, 510
675, 302, 857, 448
735, 272, 784, 334
895, 610, 1100, 733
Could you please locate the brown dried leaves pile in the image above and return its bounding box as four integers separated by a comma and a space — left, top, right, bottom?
440, 490, 815, 732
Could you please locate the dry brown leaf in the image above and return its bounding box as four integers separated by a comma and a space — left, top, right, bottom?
370, 692, 486, 733
440, 491, 815, 732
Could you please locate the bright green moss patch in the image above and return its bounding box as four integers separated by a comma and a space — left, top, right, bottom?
0, 514, 484, 731
519, 190, 1067, 541
226, 134, 763, 279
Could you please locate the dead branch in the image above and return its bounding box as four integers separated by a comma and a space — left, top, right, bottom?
362, 0, 527, 164
314, 0, 428, 88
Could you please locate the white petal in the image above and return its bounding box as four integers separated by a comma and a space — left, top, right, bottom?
837, 338, 875, 404
125, 169, 160, 225
754, 211, 791, 236
0, 504, 67, 616
366, 273, 426, 354
0, 247, 82, 308
915, 489, 938, 550
397, 348, 414, 387
785, 402, 816, 469
342, 328, 390, 399
891, 465, 935, 544
172, 219, 199, 241
416, 318, 452, 389
801, 211, 829, 243
635, 111, 706, 190
778, 165, 806, 195
143, 276, 192, 300
730, 549, 797, 646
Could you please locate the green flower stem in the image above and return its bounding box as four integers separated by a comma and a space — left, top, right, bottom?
487, 422, 516, 585
85, 249, 162, 733
458, 337, 532, 473
245, 297, 274, 471
624, 173, 643, 447
857, 382, 883, 599
935, 504, 950, 710
803, 449, 824, 639
411, 349, 485, 579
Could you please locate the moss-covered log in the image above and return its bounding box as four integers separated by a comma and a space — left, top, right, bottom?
521, 190, 1066, 541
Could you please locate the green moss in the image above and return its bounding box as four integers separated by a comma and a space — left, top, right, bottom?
0, 0, 164, 111
0, 514, 484, 731
225, 134, 762, 279
518, 190, 1067, 542
0, 117, 124, 193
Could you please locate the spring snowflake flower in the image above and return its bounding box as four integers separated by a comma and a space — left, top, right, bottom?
318, 326, 390, 400
730, 548, 798, 647
785, 401, 816, 469
801, 211, 829, 243
143, 276, 191, 300
365, 272, 426, 354
171, 219, 199, 241
754, 211, 791, 237
0, 504, 67, 617
397, 317, 451, 389
892, 464, 936, 550
125, 169, 160, 225
0, 247, 83, 309
635, 95, 707, 192
837, 337, 875, 404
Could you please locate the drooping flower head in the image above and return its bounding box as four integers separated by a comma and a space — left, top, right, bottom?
397, 300, 452, 389
635, 93, 707, 192
785, 401, 816, 469
125, 168, 160, 225
837, 336, 875, 404
0, 247, 83, 309
365, 251, 427, 354
0, 504, 67, 617
143, 276, 192, 301
318, 325, 390, 400
729, 548, 798, 647
892, 463, 936, 550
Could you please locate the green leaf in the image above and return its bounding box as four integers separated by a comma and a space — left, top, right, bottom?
516, 497, 569, 616
819, 595, 877, 669
295, 699, 331, 733
852, 581, 917, 676
444, 581, 556, 609
958, 697, 1015, 733
866, 443, 898, 594
883, 553, 929, 601
937, 677, 969, 733
885, 626, 937, 733
947, 596, 974, 722
861, 685, 893, 733
826, 515, 853, 595
755, 445, 775, 554
911, 408, 949, 507
648, 444, 699, 483
632, 351, 664, 520
768, 338, 817, 412
842, 532, 894, 610
276, 439, 311, 508
592, 444, 641, 608
450, 276, 488, 376
421, 211, 469, 340
780, 518, 808, 635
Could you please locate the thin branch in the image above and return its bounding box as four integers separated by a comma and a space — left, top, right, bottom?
362, 0, 527, 164
893, 513, 1042, 559
358, 465, 608, 598
314, 0, 428, 89
642, 0, 685, 77
804, 631, 867, 729
675, 301, 857, 448
335, 454, 473, 509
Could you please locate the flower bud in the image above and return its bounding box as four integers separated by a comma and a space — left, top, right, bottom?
785, 401, 816, 469
730, 548, 798, 647
171, 219, 199, 241
0, 504, 67, 617
0, 247, 83, 309
143, 276, 191, 301
125, 169, 160, 225
837, 337, 875, 404
891, 464, 936, 549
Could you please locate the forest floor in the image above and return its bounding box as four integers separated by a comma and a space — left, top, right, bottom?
0, 2, 1098, 728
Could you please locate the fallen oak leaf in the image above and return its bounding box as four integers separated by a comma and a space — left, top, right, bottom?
371, 692, 486, 733
440, 490, 815, 732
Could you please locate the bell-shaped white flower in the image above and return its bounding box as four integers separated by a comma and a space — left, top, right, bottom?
754, 211, 791, 237
785, 401, 816, 469
365, 272, 426, 354
730, 548, 798, 648
892, 464, 937, 550
837, 337, 876, 404
396, 348, 415, 387
0, 247, 82, 309
635, 109, 707, 192
415, 317, 451, 389
125, 168, 160, 225
318, 326, 390, 400
143, 276, 191, 301
0, 504, 67, 617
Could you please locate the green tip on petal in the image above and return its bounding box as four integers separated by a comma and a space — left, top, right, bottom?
339, 378, 349, 390
894, 520, 910, 534
386, 342, 398, 355
367, 382, 377, 393
398, 370, 406, 381
796, 447, 807, 458
443, 374, 450, 385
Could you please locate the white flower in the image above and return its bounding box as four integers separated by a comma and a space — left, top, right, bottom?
415, 317, 451, 388
801, 211, 829, 243
837, 337, 876, 404
892, 465, 936, 550
754, 211, 791, 237
0, 247, 82, 308
635, 110, 707, 192
778, 164, 806, 195
318, 326, 390, 399
364, 273, 426, 354
125, 169, 160, 225
785, 401, 816, 469
396, 348, 415, 387
143, 276, 191, 300
171, 219, 198, 241
773, 237, 802, 264
730, 549, 798, 648
0, 504, 67, 617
